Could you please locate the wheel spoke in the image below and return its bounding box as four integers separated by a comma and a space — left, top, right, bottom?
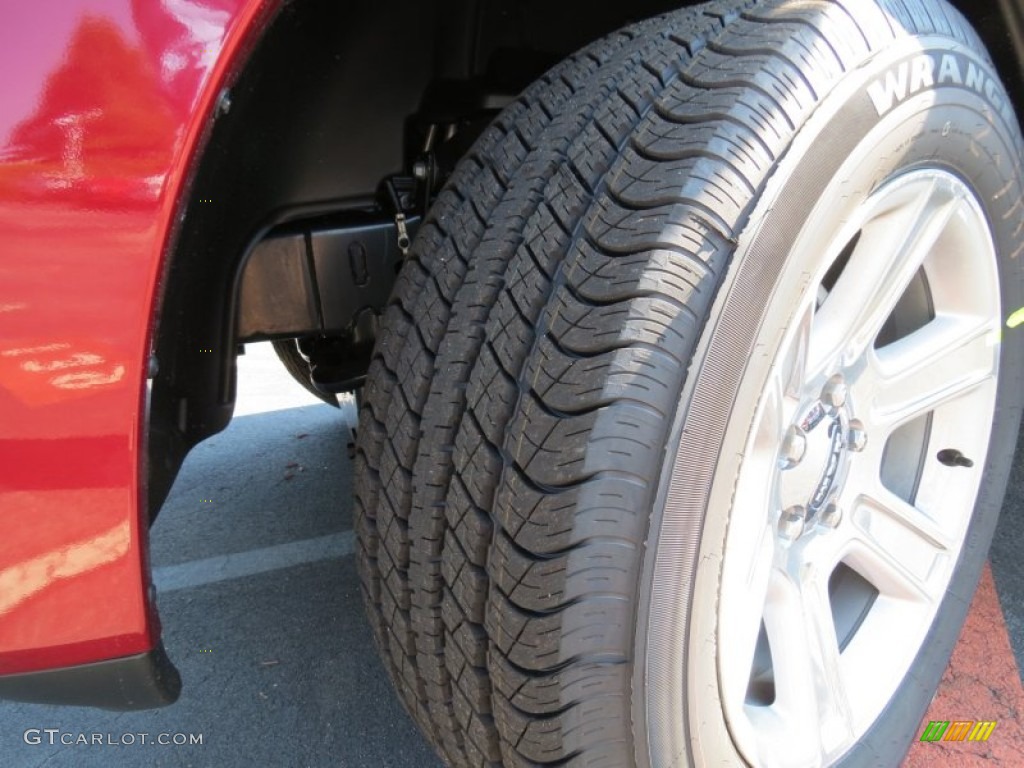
720, 521, 775, 712
850, 483, 950, 601
783, 296, 815, 399
763, 560, 852, 758
720, 374, 785, 713
867, 317, 997, 430
809, 177, 965, 373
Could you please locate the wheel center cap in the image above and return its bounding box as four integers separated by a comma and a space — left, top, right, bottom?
802, 405, 846, 516
778, 377, 865, 534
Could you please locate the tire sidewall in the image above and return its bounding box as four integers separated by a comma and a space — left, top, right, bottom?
634, 35, 1024, 768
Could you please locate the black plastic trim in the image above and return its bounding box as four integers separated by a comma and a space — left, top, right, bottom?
0, 644, 181, 711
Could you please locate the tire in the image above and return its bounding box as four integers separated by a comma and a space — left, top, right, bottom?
270, 339, 339, 407
354, 1, 1024, 766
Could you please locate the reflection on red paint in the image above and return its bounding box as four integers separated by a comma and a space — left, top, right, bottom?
1, 16, 177, 207
131, 0, 239, 113
0, 488, 146, 675
0, 520, 131, 618
0, 342, 126, 406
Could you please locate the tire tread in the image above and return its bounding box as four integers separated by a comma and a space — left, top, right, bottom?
350, 1, 987, 765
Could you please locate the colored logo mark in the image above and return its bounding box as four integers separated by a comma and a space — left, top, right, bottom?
919, 720, 997, 742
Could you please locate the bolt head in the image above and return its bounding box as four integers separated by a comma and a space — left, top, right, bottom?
847, 419, 867, 452
413, 161, 429, 180
216, 88, 232, 116
778, 506, 806, 541
819, 502, 843, 529
779, 425, 807, 469
820, 374, 847, 409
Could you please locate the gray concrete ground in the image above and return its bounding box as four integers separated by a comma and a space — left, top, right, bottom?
1, 342, 1022, 767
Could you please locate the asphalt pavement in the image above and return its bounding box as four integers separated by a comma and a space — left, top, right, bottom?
2, 342, 1022, 767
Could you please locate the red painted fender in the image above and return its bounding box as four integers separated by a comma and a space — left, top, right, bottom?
0, 0, 278, 676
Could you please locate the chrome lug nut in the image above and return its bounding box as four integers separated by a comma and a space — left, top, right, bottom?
820, 374, 847, 410
847, 419, 867, 452
778, 505, 806, 541
819, 502, 843, 529
779, 425, 807, 469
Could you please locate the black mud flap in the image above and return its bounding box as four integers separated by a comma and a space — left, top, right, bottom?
0, 643, 181, 711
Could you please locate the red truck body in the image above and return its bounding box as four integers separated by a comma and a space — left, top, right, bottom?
0, 0, 274, 678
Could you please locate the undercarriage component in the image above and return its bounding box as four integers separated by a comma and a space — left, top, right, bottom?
237, 213, 419, 342
237, 212, 420, 393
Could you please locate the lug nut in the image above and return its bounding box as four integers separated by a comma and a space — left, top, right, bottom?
846, 419, 867, 452
820, 374, 847, 410
819, 502, 843, 529
778, 505, 806, 541
779, 425, 807, 469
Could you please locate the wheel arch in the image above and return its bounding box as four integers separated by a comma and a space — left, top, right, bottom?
146, 0, 437, 516
147, 0, 1024, 521
145, 0, 697, 517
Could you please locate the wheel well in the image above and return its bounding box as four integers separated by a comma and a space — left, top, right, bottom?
146, 0, 1024, 518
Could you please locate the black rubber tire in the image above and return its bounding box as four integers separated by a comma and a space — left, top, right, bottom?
353, 1, 1024, 766
270, 339, 338, 407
